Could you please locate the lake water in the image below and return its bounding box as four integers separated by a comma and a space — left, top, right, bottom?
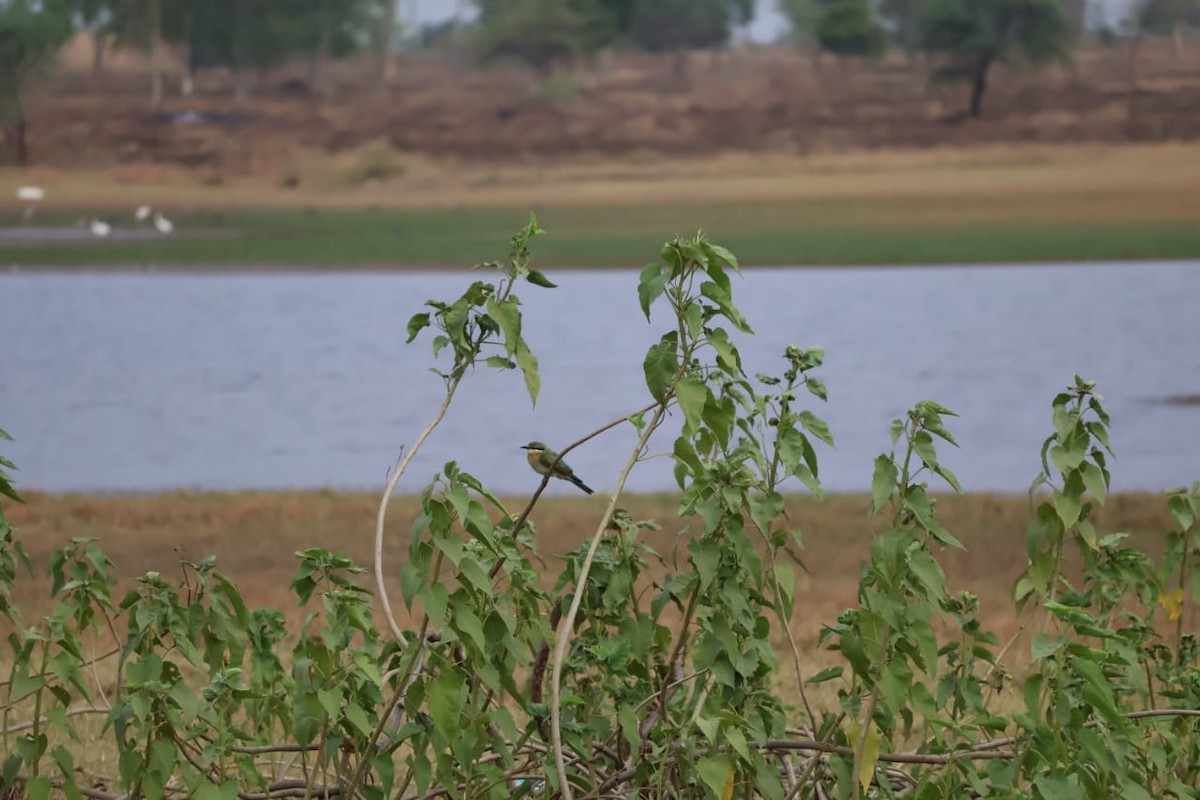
1, 263, 1198, 496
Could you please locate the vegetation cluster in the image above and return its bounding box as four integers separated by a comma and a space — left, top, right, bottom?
3, 0, 1200, 163
2, 222, 1199, 798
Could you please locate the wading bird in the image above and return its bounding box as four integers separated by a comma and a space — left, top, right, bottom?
153, 212, 173, 234
89, 218, 112, 237
521, 441, 594, 494
135, 205, 152, 222
16, 186, 44, 223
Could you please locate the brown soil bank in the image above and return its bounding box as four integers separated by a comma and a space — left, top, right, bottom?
17, 39, 1200, 177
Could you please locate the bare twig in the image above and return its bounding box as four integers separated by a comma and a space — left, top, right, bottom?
2, 704, 108, 734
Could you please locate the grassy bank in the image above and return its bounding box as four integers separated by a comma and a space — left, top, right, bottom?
5, 489, 1182, 649
6, 206, 1200, 269
5, 143, 1200, 268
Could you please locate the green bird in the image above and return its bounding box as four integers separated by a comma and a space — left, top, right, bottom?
521, 441, 594, 495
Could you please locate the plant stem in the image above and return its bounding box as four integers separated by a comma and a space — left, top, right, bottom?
550, 402, 669, 800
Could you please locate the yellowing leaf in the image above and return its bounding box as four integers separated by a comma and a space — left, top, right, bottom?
721, 763, 735, 800
1160, 588, 1185, 622
847, 719, 882, 795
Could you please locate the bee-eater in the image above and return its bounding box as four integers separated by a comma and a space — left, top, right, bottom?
521, 441, 594, 494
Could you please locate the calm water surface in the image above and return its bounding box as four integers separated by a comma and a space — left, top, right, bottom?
1, 263, 1198, 495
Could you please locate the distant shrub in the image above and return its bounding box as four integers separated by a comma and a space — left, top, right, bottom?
342, 138, 407, 185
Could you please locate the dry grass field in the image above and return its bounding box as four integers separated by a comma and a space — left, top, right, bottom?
4, 489, 1185, 655
5, 140, 1200, 219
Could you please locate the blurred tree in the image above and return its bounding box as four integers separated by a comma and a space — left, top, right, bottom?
160, 0, 383, 102
88, 0, 176, 108
815, 0, 887, 60
878, 0, 927, 50
918, 0, 1073, 117
0, 0, 74, 164
628, 0, 753, 51
73, 0, 118, 77
287, 0, 388, 95
1139, 0, 1200, 54
780, 0, 818, 42
475, 0, 590, 74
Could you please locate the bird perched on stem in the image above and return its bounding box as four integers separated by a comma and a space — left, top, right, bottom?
521, 441, 593, 495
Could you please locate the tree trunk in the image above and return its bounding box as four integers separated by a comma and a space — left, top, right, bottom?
1129, 36, 1141, 89
1173, 22, 1185, 58
312, 0, 332, 97
149, 0, 164, 110
969, 57, 991, 117
379, 0, 399, 83
91, 32, 108, 79
15, 118, 28, 166
234, 67, 251, 106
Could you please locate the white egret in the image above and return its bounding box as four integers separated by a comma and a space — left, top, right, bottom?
16, 186, 44, 223
135, 205, 152, 222
153, 212, 173, 234
89, 218, 112, 238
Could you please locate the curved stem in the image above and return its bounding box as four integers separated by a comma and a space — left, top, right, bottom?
374, 382, 460, 644
550, 402, 669, 800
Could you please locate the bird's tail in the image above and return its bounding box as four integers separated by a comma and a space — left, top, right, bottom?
569, 474, 594, 495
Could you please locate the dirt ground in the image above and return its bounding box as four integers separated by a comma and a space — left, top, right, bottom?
12, 36, 1200, 182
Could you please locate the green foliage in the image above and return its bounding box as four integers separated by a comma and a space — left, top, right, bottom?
918, 0, 1073, 116
2, 223, 1199, 799
473, 0, 753, 66
814, 0, 888, 60
627, 0, 753, 52
0, 0, 73, 161
878, 0, 927, 50
475, 0, 591, 74
1139, 0, 1200, 35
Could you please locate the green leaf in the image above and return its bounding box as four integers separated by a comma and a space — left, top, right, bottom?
643, 333, 678, 403
870, 455, 897, 515
1080, 462, 1107, 504
707, 327, 742, 375
798, 411, 833, 447
676, 377, 708, 435
25, 776, 50, 800
774, 562, 795, 614
486, 296, 522, 356
1031, 633, 1064, 660
637, 263, 670, 321
1077, 519, 1098, 551
515, 339, 540, 406
691, 540, 721, 589
700, 281, 753, 334
808, 666, 844, 684
933, 464, 963, 494
427, 669, 465, 740
405, 312, 430, 343
913, 430, 938, 468
702, 241, 739, 271
908, 547, 947, 604
525, 269, 556, 288
695, 756, 733, 800
1053, 493, 1081, 528
703, 394, 735, 451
